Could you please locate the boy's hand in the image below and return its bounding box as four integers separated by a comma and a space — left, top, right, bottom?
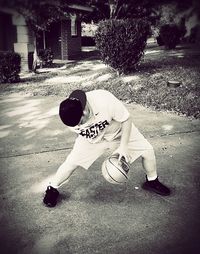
116, 145, 131, 163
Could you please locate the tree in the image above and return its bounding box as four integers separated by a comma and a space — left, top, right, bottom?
153, 0, 198, 45
83, 0, 175, 23
0, 1, 69, 31
83, 0, 197, 28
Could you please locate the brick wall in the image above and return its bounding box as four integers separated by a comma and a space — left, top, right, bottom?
61, 20, 70, 60
61, 19, 82, 60
68, 20, 82, 59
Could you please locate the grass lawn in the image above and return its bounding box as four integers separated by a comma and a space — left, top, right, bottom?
1, 44, 200, 119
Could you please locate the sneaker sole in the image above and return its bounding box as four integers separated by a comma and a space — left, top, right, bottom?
43, 201, 57, 207
142, 184, 170, 196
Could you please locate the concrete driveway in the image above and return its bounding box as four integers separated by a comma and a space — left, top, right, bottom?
0, 94, 200, 254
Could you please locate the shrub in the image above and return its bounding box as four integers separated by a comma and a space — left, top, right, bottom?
0, 51, 21, 83
189, 24, 200, 43
159, 24, 181, 49
156, 35, 164, 46
38, 48, 53, 67
95, 19, 150, 74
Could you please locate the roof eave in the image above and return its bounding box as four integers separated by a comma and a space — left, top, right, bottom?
68, 4, 93, 13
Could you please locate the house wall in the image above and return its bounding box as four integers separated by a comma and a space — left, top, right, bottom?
60, 19, 70, 60
0, 9, 34, 72
37, 17, 82, 60
48, 23, 62, 59
0, 12, 17, 51
12, 14, 35, 71
1, 6, 90, 71
68, 20, 82, 59
61, 19, 81, 60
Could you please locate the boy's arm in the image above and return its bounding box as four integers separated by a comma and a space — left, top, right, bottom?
106, 91, 132, 162
117, 116, 132, 162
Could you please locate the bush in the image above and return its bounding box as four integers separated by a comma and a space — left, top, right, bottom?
159, 24, 181, 49
189, 25, 200, 43
0, 51, 21, 83
38, 48, 53, 67
156, 35, 164, 46
95, 19, 150, 74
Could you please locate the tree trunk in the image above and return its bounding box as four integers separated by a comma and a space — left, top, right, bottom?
109, 0, 118, 18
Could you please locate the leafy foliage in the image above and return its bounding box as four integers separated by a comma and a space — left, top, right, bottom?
0, 51, 21, 83
159, 24, 183, 49
82, 0, 194, 24
84, 0, 160, 23
38, 48, 54, 67
0, 0, 69, 33
95, 19, 150, 74
0, 0, 87, 33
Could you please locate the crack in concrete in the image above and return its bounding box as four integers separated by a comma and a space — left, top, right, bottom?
0, 147, 73, 159
0, 129, 199, 159
149, 129, 200, 138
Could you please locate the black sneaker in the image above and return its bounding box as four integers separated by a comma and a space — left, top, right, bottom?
142, 177, 170, 196
43, 186, 59, 207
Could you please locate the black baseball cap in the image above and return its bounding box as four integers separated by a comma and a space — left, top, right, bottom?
59, 90, 86, 126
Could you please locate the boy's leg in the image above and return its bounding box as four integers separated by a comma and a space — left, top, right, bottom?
112, 124, 170, 195
130, 145, 170, 195
43, 136, 108, 207
141, 148, 170, 195
49, 161, 77, 189
141, 149, 157, 181
43, 161, 78, 207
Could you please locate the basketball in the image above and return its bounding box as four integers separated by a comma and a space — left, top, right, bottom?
102, 154, 130, 184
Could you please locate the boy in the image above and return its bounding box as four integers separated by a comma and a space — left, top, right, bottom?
43, 89, 170, 207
